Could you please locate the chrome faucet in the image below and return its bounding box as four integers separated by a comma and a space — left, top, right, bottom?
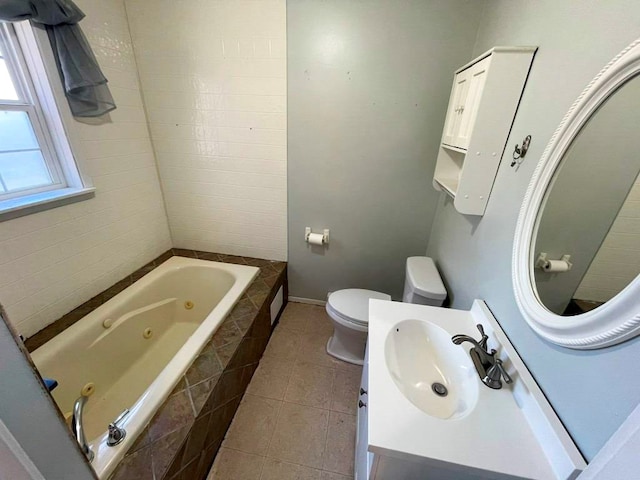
107, 409, 129, 446
452, 324, 512, 390
72, 395, 94, 462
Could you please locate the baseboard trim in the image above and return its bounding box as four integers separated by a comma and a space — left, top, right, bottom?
288, 296, 326, 306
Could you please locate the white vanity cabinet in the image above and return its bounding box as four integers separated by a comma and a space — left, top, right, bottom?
434, 47, 537, 216
361, 300, 586, 480
355, 343, 372, 480
357, 341, 490, 480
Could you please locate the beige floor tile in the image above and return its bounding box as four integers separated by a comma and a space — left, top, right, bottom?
298, 330, 344, 369
260, 458, 322, 480
264, 327, 303, 361
322, 411, 356, 476
285, 360, 334, 409
331, 368, 361, 414
333, 360, 363, 374
267, 402, 329, 469
320, 472, 353, 480
278, 303, 316, 332
246, 355, 294, 400
223, 395, 281, 456
307, 309, 335, 336
208, 448, 264, 479
297, 326, 366, 373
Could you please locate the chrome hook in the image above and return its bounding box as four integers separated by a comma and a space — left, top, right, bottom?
511, 134, 532, 168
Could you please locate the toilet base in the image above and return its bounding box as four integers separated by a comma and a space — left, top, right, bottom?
326, 334, 365, 366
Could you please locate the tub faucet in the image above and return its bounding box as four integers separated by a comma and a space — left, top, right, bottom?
451, 324, 512, 390
107, 409, 129, 447
72, 395, 94, 462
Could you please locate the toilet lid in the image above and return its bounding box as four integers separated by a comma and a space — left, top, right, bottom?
406, 256, 447, 300
327, 289, 391, 326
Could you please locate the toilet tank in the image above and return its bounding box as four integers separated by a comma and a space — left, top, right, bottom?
403, 256, 447, 306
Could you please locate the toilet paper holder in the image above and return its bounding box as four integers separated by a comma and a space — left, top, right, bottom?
536, 252, 572, 272
305, 227, 330, 245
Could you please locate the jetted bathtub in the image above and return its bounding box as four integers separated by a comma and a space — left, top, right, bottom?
31, 256, 259, 478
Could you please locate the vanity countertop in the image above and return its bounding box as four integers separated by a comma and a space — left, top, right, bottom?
367, 299, 585, 480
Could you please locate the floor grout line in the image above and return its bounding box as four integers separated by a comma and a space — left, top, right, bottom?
262, 393, 284, 460
211, 303, 357, 479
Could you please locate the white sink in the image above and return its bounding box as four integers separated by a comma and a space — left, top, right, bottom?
367, 300, 586, 480
384, 319, 479, 419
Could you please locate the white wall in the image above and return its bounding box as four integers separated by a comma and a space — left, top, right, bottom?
426, 0, 640, 460
0, 0, 172, 338
576, 177, 640, 302
125, 0, 287, 261
287, 0, 486, 301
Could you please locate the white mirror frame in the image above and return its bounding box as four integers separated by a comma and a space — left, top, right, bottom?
513, 38, 640, 349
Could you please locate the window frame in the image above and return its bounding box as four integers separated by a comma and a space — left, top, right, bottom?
0, 21, 94, 221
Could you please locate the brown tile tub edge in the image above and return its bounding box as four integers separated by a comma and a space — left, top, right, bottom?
106, 253, 287, 480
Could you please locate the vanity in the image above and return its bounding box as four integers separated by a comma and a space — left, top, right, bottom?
356, 300, 586, 480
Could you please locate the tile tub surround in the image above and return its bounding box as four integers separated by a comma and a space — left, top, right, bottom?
208, 303, 359, 480
24, 249, 283, 352
20, 249, 286, 480
106, 251, 287, 480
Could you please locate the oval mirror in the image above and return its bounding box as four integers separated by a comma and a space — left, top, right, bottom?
514, 38, 640, 349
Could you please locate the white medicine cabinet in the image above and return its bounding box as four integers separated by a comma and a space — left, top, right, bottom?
433, 47, 537, 216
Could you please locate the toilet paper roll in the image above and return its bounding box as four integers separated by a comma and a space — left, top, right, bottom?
542, 259, 570, 273
307, 232, 325, 246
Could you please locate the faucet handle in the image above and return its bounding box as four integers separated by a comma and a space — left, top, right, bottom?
476, 324, 489, 350
107, 422, 127, 446
495, 359, 513, 384
483, 358, 513, 389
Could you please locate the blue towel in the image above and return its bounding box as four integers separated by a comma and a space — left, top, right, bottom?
43, 378, 58, 392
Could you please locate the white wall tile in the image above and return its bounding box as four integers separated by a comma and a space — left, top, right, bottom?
127, 0, 287, 262
576, 180, 640, 302
0, 0, 172, 337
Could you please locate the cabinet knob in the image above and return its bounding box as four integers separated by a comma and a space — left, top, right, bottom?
359, 387, 367, 395
359, 400, 367, 408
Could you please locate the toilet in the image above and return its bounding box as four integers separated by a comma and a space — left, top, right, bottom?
325, 256, 447, 365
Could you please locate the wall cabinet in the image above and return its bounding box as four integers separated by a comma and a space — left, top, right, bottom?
433, 47, 537, 216
441, 56, 490, 150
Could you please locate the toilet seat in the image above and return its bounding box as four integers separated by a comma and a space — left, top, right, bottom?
326, 289, 391, 327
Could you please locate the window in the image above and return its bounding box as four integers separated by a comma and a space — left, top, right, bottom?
0, 22, 92, 219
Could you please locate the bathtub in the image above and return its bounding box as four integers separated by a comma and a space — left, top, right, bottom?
30, 256, 259, 479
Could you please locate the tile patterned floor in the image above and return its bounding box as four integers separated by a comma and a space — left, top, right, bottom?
208, 302, 361, 480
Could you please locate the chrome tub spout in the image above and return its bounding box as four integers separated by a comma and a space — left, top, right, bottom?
72, 395, 94, 462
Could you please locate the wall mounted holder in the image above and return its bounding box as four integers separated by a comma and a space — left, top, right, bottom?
305, 227, 330, 246
536, 253, 573, 272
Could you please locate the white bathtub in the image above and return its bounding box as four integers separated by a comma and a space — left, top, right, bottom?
31, 256, 259, 479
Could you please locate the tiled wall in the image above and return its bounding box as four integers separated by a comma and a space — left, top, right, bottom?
0, 0, 172, 338
125, 0, 287, 262
576, 179, 640, 302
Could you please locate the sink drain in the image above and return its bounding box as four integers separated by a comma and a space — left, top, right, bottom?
431, 382, 448, 397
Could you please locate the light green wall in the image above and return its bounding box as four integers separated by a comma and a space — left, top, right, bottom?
287, 0, 486, 301
427, 0, 640, 460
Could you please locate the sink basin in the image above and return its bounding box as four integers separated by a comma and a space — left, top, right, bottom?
384, 319, 479, 419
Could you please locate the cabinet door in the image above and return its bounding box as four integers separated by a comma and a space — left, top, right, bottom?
441, 70, 469, 147
456, 55, 490, 149
355, 343, 370, 480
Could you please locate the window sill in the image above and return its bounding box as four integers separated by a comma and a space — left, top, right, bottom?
0, 187, 96, 222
